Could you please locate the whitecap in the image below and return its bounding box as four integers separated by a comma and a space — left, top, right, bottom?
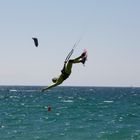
62, 100, 74, 103
103, 100, 114, 103
65, 122, 70, 126
78, 97, 86, 100
89, 88, 93, 91
60, 133, 65, 136
68, 97, 74, 99
21, 103, 25, 106
17, 89, 37, 92
45, 116, 49, 120
56, 113, 60, 116
10, 89, 17, 92
98, 114, 104, 117
0, 125, 5, 128
9, 96, 18, 99
119, 117, 123, 122
57, 106, 68, 109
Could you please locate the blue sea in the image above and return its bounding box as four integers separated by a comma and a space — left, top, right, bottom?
0, 86, 140, 140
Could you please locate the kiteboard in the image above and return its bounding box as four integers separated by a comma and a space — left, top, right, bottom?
81, 49, 88, 65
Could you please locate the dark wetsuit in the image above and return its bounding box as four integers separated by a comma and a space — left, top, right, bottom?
61, 63, 70, 80
61, 69, 70, 80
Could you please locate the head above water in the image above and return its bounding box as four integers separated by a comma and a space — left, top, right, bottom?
52, 77, 58, 83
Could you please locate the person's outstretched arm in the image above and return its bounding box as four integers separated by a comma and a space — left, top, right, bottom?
41, 76, 64, 92
41, 83, 59, 92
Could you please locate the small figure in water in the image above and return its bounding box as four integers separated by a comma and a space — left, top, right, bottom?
41, 51, 87, 92
48, 106, 51, 112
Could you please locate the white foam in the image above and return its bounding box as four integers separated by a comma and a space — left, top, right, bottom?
68, 97, 74, 99
65, 122, 70, 126
103, 100, 114, 103
10, 89, 17, 92
62, 100, 74, 103
56, 113, 60, 116
78, 97, 86, 100
0, 125, 5, 128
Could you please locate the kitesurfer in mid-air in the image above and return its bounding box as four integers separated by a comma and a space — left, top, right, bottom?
41, 51, 87, 92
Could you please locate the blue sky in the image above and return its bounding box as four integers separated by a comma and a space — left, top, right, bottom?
0, 0, 140, 87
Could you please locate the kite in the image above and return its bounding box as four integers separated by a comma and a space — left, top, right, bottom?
32, 37, 38, 47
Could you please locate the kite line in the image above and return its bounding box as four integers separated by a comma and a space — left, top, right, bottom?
65, 39, 81, 63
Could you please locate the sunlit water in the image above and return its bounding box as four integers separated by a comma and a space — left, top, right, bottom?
0, 86, 140, 140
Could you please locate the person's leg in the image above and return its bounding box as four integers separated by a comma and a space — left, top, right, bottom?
71, 56, 81, 62
65, 51, 87, 73
65, 57, 82, 74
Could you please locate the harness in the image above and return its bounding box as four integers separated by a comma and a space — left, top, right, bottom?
61, 69, 70, 80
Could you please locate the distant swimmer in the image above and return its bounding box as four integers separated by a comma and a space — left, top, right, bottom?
41, 50, 87, 92
32, 37, 38, 47
48, 106, 51, 111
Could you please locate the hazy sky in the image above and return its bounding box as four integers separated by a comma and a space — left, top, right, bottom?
0, 0, 140, 87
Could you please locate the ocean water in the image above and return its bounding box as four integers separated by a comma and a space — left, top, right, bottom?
0, 86, 140, 140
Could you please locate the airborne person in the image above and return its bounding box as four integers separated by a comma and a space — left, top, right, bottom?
41, 50, 87, 92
